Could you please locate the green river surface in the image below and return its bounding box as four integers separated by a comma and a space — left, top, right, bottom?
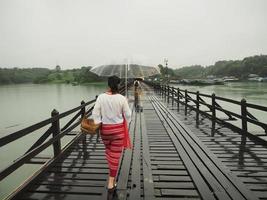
0, 82, 266, 199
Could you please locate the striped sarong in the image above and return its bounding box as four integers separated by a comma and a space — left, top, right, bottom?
101, 123, 125, 177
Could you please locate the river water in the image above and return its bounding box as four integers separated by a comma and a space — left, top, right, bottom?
0, 82, 266, 199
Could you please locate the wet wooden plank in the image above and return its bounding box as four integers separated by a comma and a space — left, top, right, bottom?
141, 112, 155, 200
20, 192, 102, 200
28, 185, 103, 195
160, 189, 199, 197
151, 161, 184, 165
38, 179, 105, 187
116, 110, 136, 200
155, 198, 201, 200
43, 172, 108, 181
156, 165, 186, 170
56, 159, 107, 164
47, 167, 108, 174
54, 163, 108, 168
154, 182, 195, 189
158, 175, 192, 182
152, 170, 188, 175
147, 100, 215, 200
129, 112, 141, 200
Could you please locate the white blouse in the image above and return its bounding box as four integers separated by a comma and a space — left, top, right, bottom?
92, 93, 131, 124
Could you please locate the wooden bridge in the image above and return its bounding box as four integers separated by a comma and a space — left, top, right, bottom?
1, 82, 267, 200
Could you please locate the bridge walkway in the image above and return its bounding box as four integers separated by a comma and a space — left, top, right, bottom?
9, 84, 267, 200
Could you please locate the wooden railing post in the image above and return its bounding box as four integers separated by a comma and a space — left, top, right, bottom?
196, 91, 200, 127
241, 99, 248, 145
81, 100, 86, 143
163, 85, 164, 98
51, 109, 61, 157
161, 84, 163, 97
164, 85, 167, 101
167, 85, 170, 104
81, 101, 85, 117
239, 98, 247, 165
172, 87, 175, 106
185, 89, 188, 116
211, 93, 216, 137
177, 88, 180, 112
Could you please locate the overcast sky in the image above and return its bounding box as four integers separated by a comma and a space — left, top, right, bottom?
0, 0, 267, 69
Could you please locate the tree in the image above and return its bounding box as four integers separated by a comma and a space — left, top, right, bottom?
55, 65, 61, 71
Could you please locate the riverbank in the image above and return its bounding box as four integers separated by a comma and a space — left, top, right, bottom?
164, 79, 267, 86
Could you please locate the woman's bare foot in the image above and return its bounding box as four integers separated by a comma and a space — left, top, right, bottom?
108, 176, 115, 189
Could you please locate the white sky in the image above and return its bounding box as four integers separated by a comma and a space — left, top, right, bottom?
0, 0, 267, 69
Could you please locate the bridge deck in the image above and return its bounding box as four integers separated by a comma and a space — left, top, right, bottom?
11, 85, 267, 200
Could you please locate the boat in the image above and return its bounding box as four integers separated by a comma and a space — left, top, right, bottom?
71, 82, 79, 86
223, 76, 239, 82
178, 79, 224, 86
258, 77, 267, 82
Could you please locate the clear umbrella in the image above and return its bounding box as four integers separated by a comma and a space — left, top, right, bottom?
90, 64, 160, 97
90, 64, 160, 78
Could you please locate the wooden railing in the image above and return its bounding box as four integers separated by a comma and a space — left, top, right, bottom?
0, 98, 96, 182
0, 84, 129, 182
146, 81, 267, 147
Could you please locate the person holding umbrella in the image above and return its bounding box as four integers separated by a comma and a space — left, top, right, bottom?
92, 75, 132, 191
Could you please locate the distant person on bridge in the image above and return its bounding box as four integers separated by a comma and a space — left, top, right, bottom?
134, 80, 141, 109
92, 75, 132, 192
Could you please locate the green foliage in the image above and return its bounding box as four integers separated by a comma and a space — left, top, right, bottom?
242, 55, 267, 77
55, 65, 61, 71
0, 67, 104, 85
158, 64, 177, 82
0, 68, 50, 84
175, 65, 205, 79
75, 66, 103, 83
173, 55, 267, 79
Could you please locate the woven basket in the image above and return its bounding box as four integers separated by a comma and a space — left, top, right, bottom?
80, 118, 100, 135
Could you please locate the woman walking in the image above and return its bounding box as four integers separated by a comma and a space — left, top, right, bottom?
92, 75, 131, 191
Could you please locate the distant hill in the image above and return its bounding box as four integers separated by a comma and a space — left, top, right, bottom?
0, 66, 104, 84
174, 55, 267, 79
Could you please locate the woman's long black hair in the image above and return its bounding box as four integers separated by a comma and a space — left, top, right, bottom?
108, 75, 121, 94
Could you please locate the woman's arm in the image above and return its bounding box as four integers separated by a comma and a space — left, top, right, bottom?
123, 97, 131, 123
92, 96, 102, 124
